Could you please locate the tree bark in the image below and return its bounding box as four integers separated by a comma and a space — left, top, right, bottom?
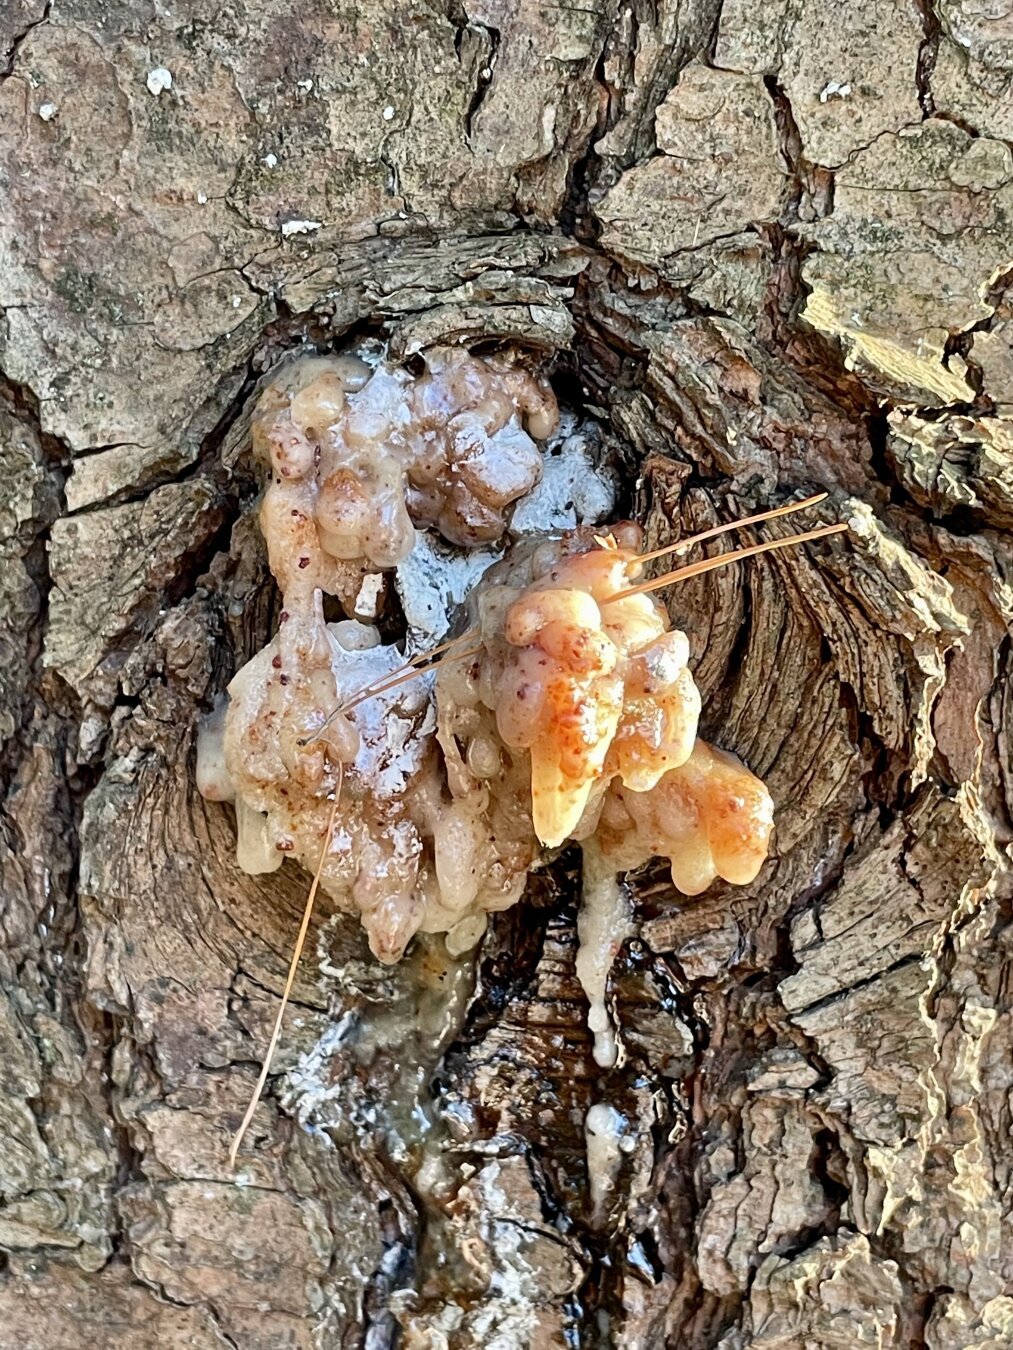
2, 1, 1012, 1347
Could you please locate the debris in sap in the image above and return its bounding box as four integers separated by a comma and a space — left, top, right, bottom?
352, 571, 384, 618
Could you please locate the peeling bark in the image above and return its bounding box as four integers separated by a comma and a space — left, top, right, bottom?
1, 1, 1012, 1347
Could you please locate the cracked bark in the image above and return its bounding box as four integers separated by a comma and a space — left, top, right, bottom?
1, 1, 1012, 1347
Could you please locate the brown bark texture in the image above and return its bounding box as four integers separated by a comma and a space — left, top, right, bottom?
1, 0, 1012, 1346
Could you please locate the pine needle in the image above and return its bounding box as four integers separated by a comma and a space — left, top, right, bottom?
605, 522, 849, 605
633, 492, 829, 565
228, 766, 343, 1170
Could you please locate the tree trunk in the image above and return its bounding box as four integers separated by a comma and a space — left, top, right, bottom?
2, 1, 1011, 1346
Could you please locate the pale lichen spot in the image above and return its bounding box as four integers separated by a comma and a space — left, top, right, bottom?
146, 66, 173, 96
